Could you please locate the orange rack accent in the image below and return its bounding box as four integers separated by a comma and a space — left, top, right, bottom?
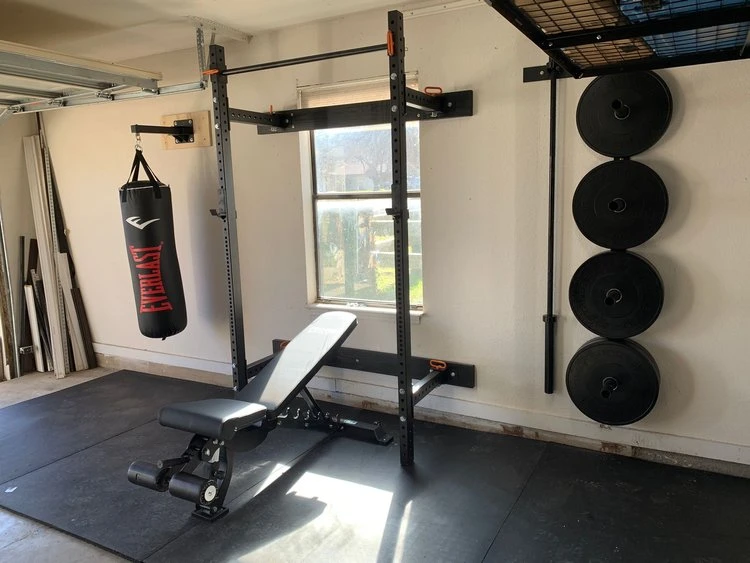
429, 359, 448, 372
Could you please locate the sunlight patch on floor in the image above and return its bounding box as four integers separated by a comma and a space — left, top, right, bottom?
239, 470, 395, 562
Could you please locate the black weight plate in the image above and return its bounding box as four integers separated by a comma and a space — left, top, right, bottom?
573, 160, 668, 250
567, 337, 660, 426
576, 71, 672, 158
569, 251, 663, 339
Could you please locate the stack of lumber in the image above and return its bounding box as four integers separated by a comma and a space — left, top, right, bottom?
21, 133, 95, 377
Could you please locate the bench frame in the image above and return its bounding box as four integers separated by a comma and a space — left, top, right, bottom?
128, 384, 390, 521
129, 313, 393, 521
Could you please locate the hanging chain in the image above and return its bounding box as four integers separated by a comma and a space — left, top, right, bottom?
135, 132, 143, 152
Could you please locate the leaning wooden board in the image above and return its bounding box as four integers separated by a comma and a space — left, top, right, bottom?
24, 284, 45, 372
57, 253, 87, 371
23, 135, 66, 377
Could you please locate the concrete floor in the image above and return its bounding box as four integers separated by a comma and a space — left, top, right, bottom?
0, 369, 127, 563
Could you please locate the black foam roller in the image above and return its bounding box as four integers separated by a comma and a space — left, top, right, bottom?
127, 461, 169, 492
169, 472, 212, 504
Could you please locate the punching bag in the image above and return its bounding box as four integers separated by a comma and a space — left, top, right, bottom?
119, 149, 187, 339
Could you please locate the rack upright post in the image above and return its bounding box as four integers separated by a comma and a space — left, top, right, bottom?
387, 10, 415, 466
209, 44, 248, 391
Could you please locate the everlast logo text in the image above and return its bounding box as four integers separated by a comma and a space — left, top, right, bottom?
128, 244, 173, 313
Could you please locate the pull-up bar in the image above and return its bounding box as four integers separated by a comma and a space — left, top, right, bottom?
222, 43, 387, 75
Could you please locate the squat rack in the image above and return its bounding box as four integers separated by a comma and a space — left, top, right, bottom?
207, 10, 475, 466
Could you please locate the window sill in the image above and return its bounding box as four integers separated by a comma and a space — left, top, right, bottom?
306, 302, 424, 324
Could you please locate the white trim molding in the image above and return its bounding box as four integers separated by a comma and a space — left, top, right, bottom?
308, 374, 750, 467
93, 343, 231, 376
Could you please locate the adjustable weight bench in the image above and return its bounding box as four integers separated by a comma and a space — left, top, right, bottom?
128, 311, 392, 521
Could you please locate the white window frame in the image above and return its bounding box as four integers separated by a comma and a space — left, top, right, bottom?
298, 73, 423, 313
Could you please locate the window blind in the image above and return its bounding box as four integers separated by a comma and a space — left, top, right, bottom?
299, 73, 419, 109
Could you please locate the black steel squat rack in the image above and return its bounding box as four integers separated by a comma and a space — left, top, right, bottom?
208, 10, 475, 466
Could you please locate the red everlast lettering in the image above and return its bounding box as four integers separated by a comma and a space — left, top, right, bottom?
133, 252, 161, 264
128, 244, 174, 313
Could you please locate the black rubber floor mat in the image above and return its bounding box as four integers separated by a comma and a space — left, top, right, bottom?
147, 414, 546, 563
0, 371, 226, 484
484, 443, 750, 562
0, 418, 329, 561
16, 373, 748, 562
0, 372, 547, 562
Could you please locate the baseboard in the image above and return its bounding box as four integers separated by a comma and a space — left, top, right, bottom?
94, 345, 232, 388
93, 343, 232, 375
306, 376, 750, 474
309, 382, 750, 479
91, 348, 750, 476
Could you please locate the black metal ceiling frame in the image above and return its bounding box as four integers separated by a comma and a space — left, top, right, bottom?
485, 0, 750, 79
208, 9, 475, 466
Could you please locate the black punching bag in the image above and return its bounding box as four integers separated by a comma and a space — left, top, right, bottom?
119, 149, 187, 339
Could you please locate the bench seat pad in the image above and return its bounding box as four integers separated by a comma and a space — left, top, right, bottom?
158, 399, 267, 441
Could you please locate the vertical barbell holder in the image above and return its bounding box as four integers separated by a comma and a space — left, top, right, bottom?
544, 59, 559, 395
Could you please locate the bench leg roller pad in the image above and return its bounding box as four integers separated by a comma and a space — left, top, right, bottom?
170, 471, 228, 521
127, 461, 171, 492
169, 473, 216, 503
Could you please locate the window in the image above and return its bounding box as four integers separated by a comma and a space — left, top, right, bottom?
300, 75, 423, 309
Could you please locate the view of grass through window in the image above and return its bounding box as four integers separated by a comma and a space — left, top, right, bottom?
312, 121, 422, 307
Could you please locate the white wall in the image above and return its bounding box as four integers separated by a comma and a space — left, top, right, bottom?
0, 112, 39, 372
42, 49, 229, 374
43, 6, 750, 463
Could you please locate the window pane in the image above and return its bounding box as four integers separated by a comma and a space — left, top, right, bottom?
313, 122, 420, 194
316, 198, 423, 306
